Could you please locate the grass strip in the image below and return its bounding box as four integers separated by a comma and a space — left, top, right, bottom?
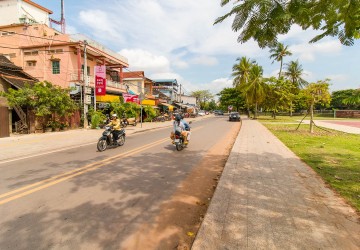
259, 116, 360, 212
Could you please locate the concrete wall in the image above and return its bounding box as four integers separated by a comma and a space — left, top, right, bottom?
0, 0, 50, 26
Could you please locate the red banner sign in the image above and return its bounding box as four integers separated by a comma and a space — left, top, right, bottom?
95, 65, 106, 96
123, 93, 140, 104
95, 75, 106, 96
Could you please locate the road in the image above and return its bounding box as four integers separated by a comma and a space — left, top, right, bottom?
0, 116, 241, 249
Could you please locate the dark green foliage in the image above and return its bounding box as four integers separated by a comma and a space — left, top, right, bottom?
216, 0, 360, 47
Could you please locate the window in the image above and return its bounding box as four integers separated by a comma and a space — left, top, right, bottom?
1, 31, 15, 36
24, 51, 38, 56
47, 49, 63, 54
52, 60, 60, 74
26, 61, 36, 67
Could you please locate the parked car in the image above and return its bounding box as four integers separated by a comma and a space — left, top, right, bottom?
198, 110, 206, 116
229, 112, 241, 122
214, 110, 224, 115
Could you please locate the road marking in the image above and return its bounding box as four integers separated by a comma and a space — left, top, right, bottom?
0, 138, 169, 205
0, 126, 202, 205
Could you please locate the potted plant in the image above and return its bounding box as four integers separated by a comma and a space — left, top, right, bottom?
60, 121, 69, 131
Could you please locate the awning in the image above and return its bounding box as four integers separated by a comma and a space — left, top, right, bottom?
159, 103, 174, 111
142, 99, 156, 105
96, 94, 121, 103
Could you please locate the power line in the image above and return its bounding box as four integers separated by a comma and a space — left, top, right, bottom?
0, 29, 74, 43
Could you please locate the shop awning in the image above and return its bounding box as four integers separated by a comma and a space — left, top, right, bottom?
159, 103, 174, 111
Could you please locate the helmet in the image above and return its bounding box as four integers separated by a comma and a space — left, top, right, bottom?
111, 113, 117, 119
175, 114, 182, 121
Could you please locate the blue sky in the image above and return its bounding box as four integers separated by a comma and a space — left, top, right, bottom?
35, 0, 360, 96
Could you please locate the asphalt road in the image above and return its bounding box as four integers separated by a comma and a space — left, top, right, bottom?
0, 116, 237, 250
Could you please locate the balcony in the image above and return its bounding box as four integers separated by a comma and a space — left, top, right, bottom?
107, 79, 127, 91
69, 73, 127, 92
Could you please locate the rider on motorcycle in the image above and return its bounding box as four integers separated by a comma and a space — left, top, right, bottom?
171, 114, 189, 144
107, 113, 122, 144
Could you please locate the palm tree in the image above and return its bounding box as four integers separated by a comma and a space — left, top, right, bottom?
244, 64, 267, 119
231, 56, 254, 117
284, 60, 308, 89
231, 56, 253, 87
343, 89, 360, 105
269, 42, 292, 78
284, 60, 308, 116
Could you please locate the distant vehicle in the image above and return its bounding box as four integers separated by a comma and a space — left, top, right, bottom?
198, 110, 206, 116
214, 110, 224, 115
229, 112, 241, 122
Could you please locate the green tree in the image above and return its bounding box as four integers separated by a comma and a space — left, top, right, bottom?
244, 64, 268, 119
262, 77, 292, 119
218, 87, 246, 112
231, 56, 256, 116
301, 80, 332, 133
1, 81, 77, 130
283, 60, 308, 116
215, 0, 360, 48
330, 89, 358, 109
190, 90, 214, 109
343, 89, 360, 106
232, 56, 254, 87
269, 42, 292, 78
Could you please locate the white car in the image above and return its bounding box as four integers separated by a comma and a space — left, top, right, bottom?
198, 110, 206, 116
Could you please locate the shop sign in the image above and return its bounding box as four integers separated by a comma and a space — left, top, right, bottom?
95, 65, 106, 96
123, 93, 140, 104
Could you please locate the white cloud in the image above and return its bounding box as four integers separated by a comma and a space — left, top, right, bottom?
289, 40, 342, 62
191, 55, 218, 66
119, 49, 170, 73
69, 0, 360, 93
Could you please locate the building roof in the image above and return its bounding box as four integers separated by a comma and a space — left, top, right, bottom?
154, 79, 177, 83
23, 0, 53, 14
0, 55, 38, 89
123, 71, 144, 79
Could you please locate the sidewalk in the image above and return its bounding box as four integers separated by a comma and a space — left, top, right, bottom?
0, 116, 205, 163
192, 117, 360, 249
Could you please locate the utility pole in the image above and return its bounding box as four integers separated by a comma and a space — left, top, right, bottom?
83, 40, 88, 128
179, 84, 182, 103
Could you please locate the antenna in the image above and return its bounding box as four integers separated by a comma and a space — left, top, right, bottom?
49, 0, 66, 33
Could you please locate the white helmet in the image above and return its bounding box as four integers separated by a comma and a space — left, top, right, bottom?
111, 113, 117, 119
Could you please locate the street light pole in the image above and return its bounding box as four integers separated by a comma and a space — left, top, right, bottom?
83, 40, 88, 128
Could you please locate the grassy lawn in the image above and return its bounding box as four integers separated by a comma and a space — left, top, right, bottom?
258, 115, 360, 212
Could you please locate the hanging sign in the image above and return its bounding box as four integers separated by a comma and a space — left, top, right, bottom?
123, 93, 140, 104
95, 65, 106, 96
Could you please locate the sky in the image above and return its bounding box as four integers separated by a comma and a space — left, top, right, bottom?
34, 0, 360, 97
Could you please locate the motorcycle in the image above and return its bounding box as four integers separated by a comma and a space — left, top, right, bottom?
97, 126, 126, 152
121, 118, 128, 128
173, 122, 191, 151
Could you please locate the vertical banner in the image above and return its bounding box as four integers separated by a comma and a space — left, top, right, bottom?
95, 65, 106, 96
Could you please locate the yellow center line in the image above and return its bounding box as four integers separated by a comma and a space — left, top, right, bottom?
0, 126, 202, 206
0, 137, 169, 205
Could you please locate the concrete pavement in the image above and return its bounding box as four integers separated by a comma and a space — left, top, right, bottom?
192, 117, 360, 249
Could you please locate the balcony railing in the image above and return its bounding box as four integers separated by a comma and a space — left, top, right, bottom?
107, 79, 127, 91
69, 73, 127, 91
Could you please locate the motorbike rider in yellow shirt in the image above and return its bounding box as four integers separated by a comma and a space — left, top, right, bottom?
107, 113, 122, 145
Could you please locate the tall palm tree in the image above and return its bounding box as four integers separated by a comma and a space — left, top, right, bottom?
269, 42, 292, 78
284, 60, 307, 116
231, 56, 253, 87
231, 56, 254, 117
244, 64, 267, 119
284, 60, 308, 89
